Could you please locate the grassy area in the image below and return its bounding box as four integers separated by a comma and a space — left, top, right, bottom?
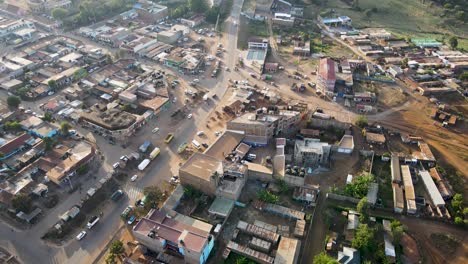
242, 0, 256, 12
318, 0, 468, 50
248, 20, 269, 38
372, 159, 393, 208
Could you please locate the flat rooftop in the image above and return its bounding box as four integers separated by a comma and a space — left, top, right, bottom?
179, 153, 222, 181
204, 130, 244, 160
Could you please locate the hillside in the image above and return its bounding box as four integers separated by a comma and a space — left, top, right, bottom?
307, 0, 468, 49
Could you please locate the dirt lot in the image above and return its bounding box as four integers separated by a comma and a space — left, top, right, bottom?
401, 218, 468, 264
371, 97, 468, 197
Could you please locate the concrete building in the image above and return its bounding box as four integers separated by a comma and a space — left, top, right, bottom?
179, 153, 223, 197
317, 58, 336, 94
27, 0, 71, 13
294, 138, 331, 167
45, 142, 95, 186
274, 237, 301, 264
132, 209, 214, 264
226, 110, 300, 146
79, 104, 141, 141
157, 25, 190, 44
132, 2, 168, 23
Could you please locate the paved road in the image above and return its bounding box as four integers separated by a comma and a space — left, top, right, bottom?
0, 1, 244, 263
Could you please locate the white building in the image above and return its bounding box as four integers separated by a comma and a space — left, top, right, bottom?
294, 138, 331, 167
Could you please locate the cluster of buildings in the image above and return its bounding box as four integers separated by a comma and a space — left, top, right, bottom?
0, 112, 96, 221
0, 17, 37, 43
270, 0, 304, 27
321, 16, 466, 97
0, 32, 174, 143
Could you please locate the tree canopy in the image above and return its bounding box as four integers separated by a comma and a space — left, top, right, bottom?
52, 8, 68, 20
60, 121, 72, 135
12, 193, 33, 213
313, 252, 340, 264
109, 240, 124, 255
357, 197, 369, 223
345, 173, 374, 199
448, 36, 458, 50
352, 224, 376, 254
143, 186, 164, 210
355, 115, 368, 128
7, 96, 21, 108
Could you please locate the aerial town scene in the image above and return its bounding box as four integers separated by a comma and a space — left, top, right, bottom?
0, 0, 466, 263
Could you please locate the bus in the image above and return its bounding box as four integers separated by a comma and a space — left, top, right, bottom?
149, 147, 160, 160
138, 159, 151, 171
192, 140, 201, 150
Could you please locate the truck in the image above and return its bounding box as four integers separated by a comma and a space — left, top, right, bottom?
87, 216, 100, 229
177, 142, 188, 153
139, 141, 151, 153
149, 147, 160, 160
138, 159, 151, 171
164, 133, 174, 143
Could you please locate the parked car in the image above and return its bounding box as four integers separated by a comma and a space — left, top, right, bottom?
112, 162, 120, 169
187, 113, 193, 119
76, 230, 87, 241
202, 143, 209, 148
130, 175, 138, 182
152, 127, 160, 133
111, 190, 124, 201
121, 206, 133, 219
127, 215, 137, 225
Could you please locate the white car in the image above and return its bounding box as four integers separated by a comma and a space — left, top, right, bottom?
130, 175, 138, 182
112, 162, 120, 169
197, 131, 204, 136
25, 109, 32, 114
76, 230, 87, 241
152, 127, 160, 133
187, 114, 193, 119
172, 97, 177, 103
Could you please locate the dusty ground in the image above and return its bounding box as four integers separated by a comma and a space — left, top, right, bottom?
371, 98, 468, 196
400, 232, 421, 264
400, 218, 468, 264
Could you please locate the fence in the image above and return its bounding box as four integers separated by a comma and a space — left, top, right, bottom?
354, 74, 396, 84
326, 193, 360, 204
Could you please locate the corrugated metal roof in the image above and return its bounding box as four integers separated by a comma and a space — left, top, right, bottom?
420, 171, 445, 207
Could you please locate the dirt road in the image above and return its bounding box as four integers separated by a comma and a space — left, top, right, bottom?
400, 217, 468, 264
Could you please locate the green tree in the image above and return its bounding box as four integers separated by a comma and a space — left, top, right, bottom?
459, 72, 468, 81
16, 87, 30, 97
357, 197, 369, 223
344, 173, 374, 199
42, 112, 53, 122
0, 152, 4, 159
313, 252, 340, 264
352, 224, 376, 254
43, 137, 54, 151
390, 220, 405, 244
402, 58, 409, 68
60, 121, 72, 135
7, 96, 21, 108
143, 186, 164, 210
454, 216, 464, 225
12, 193, 32, 213
448, 36, 458, 50
4, 121, 22, 130
109, 240, 124, 255
257, 190, 279, 203
451, 193, 463, 212
105, 253, 116, 264
52, 8, 68, 20
188, 0, 207, 13
48, 79, 59, 90
355, 115, 368, 128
